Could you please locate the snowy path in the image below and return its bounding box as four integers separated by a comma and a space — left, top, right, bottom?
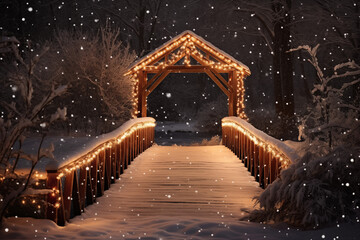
90, 145, 262, 220
2, 145, 360, 240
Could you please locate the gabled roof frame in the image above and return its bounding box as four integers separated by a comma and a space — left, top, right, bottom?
125, 30, 251, 119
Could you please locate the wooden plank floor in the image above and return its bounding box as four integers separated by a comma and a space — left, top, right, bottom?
77, 145, 262, 223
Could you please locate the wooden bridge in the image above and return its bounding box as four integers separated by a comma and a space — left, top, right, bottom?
43, 31, 297, 225
45, 117, 296, 225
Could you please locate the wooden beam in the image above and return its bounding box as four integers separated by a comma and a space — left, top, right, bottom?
146, 65, 209, 73
204, 68, 230, 97
231, 71, 238, 116
137, 71, 146, 117
146, 70, 170, 97
193, 42, 229, 65
138, 43, 184, 68
144, 65, 231, 73
228, 71, 234, 116
210, 69, 232, 90
189, 53, 234, 90
145, 70, 164, 90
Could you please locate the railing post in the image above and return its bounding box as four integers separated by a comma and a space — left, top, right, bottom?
246, 135, 250, 167
98, 151, 105, 196
63, 172, 74, 221
254, 145, 259, 182
85, 164, 94, 205
46, 169, 62, 225
111, 146, 116, 183
79, 165, 87, 212
115, 143, 121, 177
90, 155, 98, 201
104, 148, 111, 190
259, 146, 264, 187
264, 151, 271, 188
248, 139, 254, 175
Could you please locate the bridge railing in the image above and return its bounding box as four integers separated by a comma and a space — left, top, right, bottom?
45, 117, 155, 225
222, 117, 298, 188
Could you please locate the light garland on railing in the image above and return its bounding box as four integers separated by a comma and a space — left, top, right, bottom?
222, 121, 291, 168
56, 121, 155, 179
126, 32, 250, 118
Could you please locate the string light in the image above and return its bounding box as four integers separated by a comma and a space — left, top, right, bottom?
55, 121, 156, 178
222, 121, 291, 168
125, 31, 251, 118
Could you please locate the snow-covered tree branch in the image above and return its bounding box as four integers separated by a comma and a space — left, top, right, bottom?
289, 44, 360, 152
0, 41, 67, 226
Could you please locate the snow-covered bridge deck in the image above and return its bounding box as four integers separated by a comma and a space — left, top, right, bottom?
81, 145, 262, 221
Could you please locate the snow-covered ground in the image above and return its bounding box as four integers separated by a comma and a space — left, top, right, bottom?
2, 216, 359, 240
2, 145, 359, 240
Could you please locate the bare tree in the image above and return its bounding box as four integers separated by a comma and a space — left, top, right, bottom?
291, 44, 360, 152
230, 0, 295, 118
0, 41, 67, 226
52, 27, 136, 131
92, 0, 163, 56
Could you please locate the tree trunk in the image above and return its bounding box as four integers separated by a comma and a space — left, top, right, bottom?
272, 0, 294, 117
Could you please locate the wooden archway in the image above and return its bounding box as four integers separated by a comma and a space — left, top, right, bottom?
125, 31, 251, 119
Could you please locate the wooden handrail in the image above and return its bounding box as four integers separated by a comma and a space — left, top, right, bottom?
222, 117, 298, 188
45, 118, 156, 225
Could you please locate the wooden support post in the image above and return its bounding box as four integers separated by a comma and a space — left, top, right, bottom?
115, 143, 121, 177
90, 155, 98, 201
222, 126, 226, 147
104, 148, 111, 190
237, 74, 244, 117
121, 140, 126, 171
137, 71, 147, 117
264, 151, 271, 188
63, 172, 74, 221
232, 71, 239, 116
85, 164, 94, 206
71, 170, 81, 217
136, 129, 140, 157
228, 72, 234, 116
46, 170, 65, 225
126, 136, 130, 166
98, 151, 105, 196
132, 132, 135, 161
140, 128, 144, 153
254, 145, 259, 181
249, 141, 254, 174
229, 127, 233, 152
235, 130, 239, 157
248, 137, 251, 168
239, 131, 243, 161
78, 165, 87, 211
111, 147, 116, 183
259, 146, 264, 187
246, 136, 250, 167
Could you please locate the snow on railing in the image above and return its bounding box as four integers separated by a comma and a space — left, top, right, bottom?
45, 117, 156, 225
222, 117, 298, 188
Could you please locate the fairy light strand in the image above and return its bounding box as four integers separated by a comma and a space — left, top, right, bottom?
222, 121, 290, 169
125, 32, 250, 118
56, 121, 156, 179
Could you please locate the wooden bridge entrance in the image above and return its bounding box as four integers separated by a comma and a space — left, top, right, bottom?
125, 30, 251, 118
